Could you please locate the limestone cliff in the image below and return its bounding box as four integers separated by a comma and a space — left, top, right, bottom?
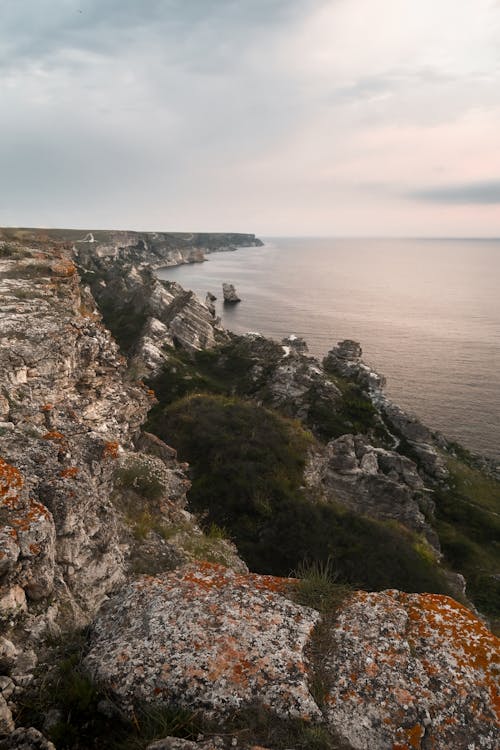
0, 232, 498, 750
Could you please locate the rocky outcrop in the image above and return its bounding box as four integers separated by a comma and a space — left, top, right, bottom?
86, 562, 321, 721
220, 334, 342, 423
222, 283, 241, 304
205, 292, 217, 317
324, 340, 449, 480
282, 334, 308, 355
305, 434, 439, 547
324, 340, 386, 391
86, 562, 500, 750
76, 258, 229, 377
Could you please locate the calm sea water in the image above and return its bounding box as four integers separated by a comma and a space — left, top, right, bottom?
157, 238, 500, 461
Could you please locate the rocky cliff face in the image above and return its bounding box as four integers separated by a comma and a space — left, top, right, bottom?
0, 241, 244, 743
0, 233, 498, 750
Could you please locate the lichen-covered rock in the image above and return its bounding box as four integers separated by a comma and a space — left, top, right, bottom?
324, 590, 500, 750
86, 562, 321, 722
0, 695, 14, 736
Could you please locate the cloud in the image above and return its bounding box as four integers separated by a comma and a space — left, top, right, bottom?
410, 181, 500, 205
0, 0, 499, 235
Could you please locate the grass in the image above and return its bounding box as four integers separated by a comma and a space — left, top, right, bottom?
291, 559, 352, 710
293, 558, 351, 613
148, 340, 390, 447
432, 457, 500, 625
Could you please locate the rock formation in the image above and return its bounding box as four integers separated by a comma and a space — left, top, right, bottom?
305, 434, 440, 547
282, 334, 309, 355
0, 231, 498, 750
222, 283, 241, 304
324, 340, 449, 480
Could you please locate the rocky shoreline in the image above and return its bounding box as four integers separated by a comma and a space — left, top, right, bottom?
0, 230, 498, 750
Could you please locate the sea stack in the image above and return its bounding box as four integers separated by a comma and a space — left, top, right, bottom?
222, 282, 241, 304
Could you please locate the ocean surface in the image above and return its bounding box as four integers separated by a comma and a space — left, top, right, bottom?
157, 238, 500, 461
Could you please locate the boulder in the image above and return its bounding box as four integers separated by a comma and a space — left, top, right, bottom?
323, 590, 500, 750
86, 562, 321, 721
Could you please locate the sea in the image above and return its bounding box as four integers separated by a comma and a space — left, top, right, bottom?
157, 237, 500, 462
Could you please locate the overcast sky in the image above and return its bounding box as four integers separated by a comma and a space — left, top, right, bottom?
1, 0, 499, 236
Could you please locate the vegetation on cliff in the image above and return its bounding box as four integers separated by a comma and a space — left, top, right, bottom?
148, 393, 455, 596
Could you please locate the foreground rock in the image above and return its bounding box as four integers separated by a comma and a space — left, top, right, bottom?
85, 562, 321, 721
222, 283, 241, 304
324, 590, 500, 750
86, 561, 499, 750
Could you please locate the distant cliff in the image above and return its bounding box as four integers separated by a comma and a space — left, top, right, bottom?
0, 227, 263, 270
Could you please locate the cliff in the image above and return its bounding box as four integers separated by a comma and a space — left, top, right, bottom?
0, 229, 263, 272
0, 231, 498, 750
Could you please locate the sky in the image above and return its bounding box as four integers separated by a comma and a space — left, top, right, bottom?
1, 0, 499, 236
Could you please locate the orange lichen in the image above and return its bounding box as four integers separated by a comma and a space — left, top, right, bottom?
50, 260, 76, 277
180, 560, 293, 595
41, 403, 54, 412
42, 431, 65, 442
102, 441, 119, 459
402, 592, 500, 717
0, 457, 23, 500
29, 543, 41, 556
59, 467, 79, 479
395, 724, 424, 750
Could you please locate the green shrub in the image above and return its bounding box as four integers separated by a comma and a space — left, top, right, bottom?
148, 393, 455, 596
115, 456, 165, 501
